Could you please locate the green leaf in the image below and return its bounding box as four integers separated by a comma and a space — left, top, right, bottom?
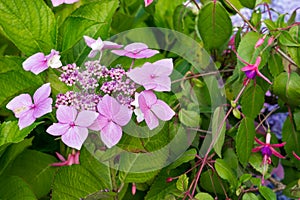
176, 174, 188, 192
200, 169, 228, 195
215, 159, 238, 189
212, 106, 226, 157
294, 110, 300, 131
282, 117, 300, 169
279, 31, 300, 47
194, 192, 214, 200
178, 109, 201, 127
0, 121, 42, 147
236, 117, 255, 167
197, 1, 232, 50
241, 84, 264, 118
0, 57, 44, 106
59, 0, 118, 65
249, 153, 263, 174
0, 176, 37, 200
273, 72, 300, 106
240, 0, 256, 9
4, 149, 57, 198
168, 148, 197, 169
268, 53, 284, 77
259, 186, 276, 200
52, 148, 112, 200
0, 0, 56, 55
242, 193, 258, 200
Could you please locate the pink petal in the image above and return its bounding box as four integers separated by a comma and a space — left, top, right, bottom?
51, 161, 68, 167
144, 110, 159, 130
33, 98, 53, 118
22, 52, 48, 75
18, 109, 35, 129
46, 123, 70, 136
256, 70, 272, 84
252, 146, 263, 152
241, 64, 255, 72
152, 59, 173, 76
55, 152, 66, 162
112, 105, 132, 126
64, 0, 79, 4
88, 50, 98, 58
89, 115, 110, 131
254, 137, 266, 145
33, 83, 51, 104
111, 49, 128, 56
6, 94, 32, 118
127, 66, 150, 86
143, 76, 171, 91
100, 121, 122, 148
124, 43, 148, 52
74, 151, 80, 164
102, 41, 123, 50
136, 49, 159, 58
254, 56, 262, 68
270, 147, 285, 159
97, 95, 120, 119
83, 36, 95, 48
75, 110, 99, 127
293, 151, 300, 160
139, 90, 157, 109
61, 126, 88, 150
56, 105, 77, 124
144, 0, 154, 7
270, 142, 286, 148
51, 0, 64, 6
151, 100, 175, 121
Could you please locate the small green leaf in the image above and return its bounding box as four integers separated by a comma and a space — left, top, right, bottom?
279, 31, 300, 47
197, 1, 232, 50
194, 192, 214, 200
240, 0, 256, 9
249, 153, 263, 174
268, 53, 284, 77
215, 159, 238, 189
212, 106, 226, 157
179, 109, 201, 127
242, 193, 258, 200
200, 169, 228, 194
168, 148, 197, 169
241, 84, 264, 118
259, 186, 276, 200
176, 174, 189, 192
236, 117, 255, 167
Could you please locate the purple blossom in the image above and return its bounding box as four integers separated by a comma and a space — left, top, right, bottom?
23, 49, 62, 75
6, 83, 53, 129
51, 150, 80, 167
89, 95, 132, 148
133, 90, 175, 130
59, 63, 79, 86
51, 0, 79, 7
84, 36, 123, 58
111, 43, 159, 59
127, 59, 173, 92
46, 105, 98, 150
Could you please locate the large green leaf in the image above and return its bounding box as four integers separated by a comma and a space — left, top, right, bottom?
212, 106, 226, 157
0, 121, 42, 147
197, 1, 232, 50
241, 84, 264, 118
4, 149, 57, 199
236, 117, 255, 167
268, 53, 284, 77
0, 176, 37, 200
59, 0, 118, 65
0, 0, 56, 55
215, 159, 238, 189
0, 57, 44, 106
259, 186, 276, 200
51, 148, 112, 200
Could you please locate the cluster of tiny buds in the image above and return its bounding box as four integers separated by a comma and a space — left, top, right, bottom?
55, 91, 75, 108
59, 63, 79, 86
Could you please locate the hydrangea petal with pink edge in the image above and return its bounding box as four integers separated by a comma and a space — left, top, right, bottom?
62, 126, 88, 150
111, 42, 159, 59
100, 121, 123, 148
144, 0, 154, 7
51, 0, 79, 7
6, 94, 32, 118
127, 59, 173, 91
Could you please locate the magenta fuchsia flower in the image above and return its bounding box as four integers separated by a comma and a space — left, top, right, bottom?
134, 90, 175, 130
127, 59, 173, 92
51, 0, 79, 7
144, 0, 154, 7
6, 83, 53, 129
240, 56, 272, 84
83, 36, 123, 58
111, 43, 159, 59
23, 49, 62, 75
46, 105, 98, 150
51, 150, 80, 166
89, 95, 132, 148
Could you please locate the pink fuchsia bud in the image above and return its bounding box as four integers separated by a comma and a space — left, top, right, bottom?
144, 0, 154, 7
267, 36, 275, 46
254, 35, 267, 49
166, 177, 173, 183
131, 183, 136, 195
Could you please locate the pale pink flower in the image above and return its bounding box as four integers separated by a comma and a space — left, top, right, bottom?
6, 83, 53, 129
23, 49, 62, 75
89, 95, 132, 148
51, 150, 80, 166
144, 0, 154, 7
127, 59, 173, 92
51, 0, 79, 7
46, 106, 98, 150
136, 90, 175, 130
83, 36, 123, 58
111, 43, 159, 59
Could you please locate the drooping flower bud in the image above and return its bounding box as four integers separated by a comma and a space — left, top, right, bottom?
131, 183, 136, 195
166, 177, 173, 183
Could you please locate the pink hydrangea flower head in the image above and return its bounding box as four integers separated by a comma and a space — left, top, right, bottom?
127, 59, 173, 92
46, 105, 98, 150
144, 0, 154, 7
240, 56, 272, 84
6, 83, 53, 129
111, 43, 159, 59
51, 150, 80, 166
23, 49, 62, 75
83, 36, 123, 58
89, 95, 132, 148
136, 90, 175, 130
51, 0, 79, 7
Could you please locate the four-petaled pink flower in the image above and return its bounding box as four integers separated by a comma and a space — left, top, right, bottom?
89, 95, 132, 148
46, 105, 98, 150
134, 90, 175, 130
111, 43, 159, 59
127, 59, 173, 92
240, 56, 272, 84
51, 150, 80, 166
83, 36, 123, 58
6, 83, 53, 129
51, 0, 79, 7
23, 49, 62, 75
144, 0, 154, 7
